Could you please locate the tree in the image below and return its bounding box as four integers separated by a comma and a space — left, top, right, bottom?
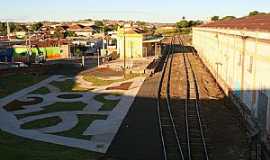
221, 16, 236, 21
248, 11, 266, 16
94, 20, 104, 27
249, 11, 259, 16
15, 24, 27, 32
0, 22, 25, 35
53, 27, 64, 39
8, 22, 17, 33
137, 21, 146, 26
176, 20, 190, 29
31, 22, 43, 32
111, 24, 119, 31
211, 16, 219, 21
188, 20, 203, 27
64, 31, 76, 38
0, 22, 7, 35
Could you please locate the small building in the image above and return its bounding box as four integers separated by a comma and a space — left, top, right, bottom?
192, 15, 270, 143
117, 27, 163, 59
67, 24, 97, 37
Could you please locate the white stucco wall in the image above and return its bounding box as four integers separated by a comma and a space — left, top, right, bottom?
193, 27, 270, 135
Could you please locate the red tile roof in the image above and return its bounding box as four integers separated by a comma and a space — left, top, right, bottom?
199, 15, 270, 32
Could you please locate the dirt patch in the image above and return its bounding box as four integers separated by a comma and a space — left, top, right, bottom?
4, 97, 43, 111
106, 82, 133, 90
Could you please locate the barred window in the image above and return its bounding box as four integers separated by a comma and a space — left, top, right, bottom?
248, 56, 253, 73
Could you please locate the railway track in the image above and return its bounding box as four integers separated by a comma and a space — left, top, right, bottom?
157, 36, 209, 160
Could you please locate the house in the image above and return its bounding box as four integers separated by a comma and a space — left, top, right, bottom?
67, 24, 97, 37
117, 27, 163, 59
192, 15, 270, 146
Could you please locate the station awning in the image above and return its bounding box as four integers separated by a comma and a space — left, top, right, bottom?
143, 37, 164, 43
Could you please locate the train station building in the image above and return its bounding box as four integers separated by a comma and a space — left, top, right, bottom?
192, 15, 270, 145
117, 27, 163, 59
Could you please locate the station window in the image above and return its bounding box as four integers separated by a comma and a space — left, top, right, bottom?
238, 54, 242, 66
248, 56, 253, 73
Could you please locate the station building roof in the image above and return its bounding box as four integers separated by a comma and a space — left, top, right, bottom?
199, 15, 270, 32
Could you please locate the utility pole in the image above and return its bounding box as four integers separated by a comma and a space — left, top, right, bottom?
123, 26, 126, 78
98, 47, 100, 67
6, 21, 10, 41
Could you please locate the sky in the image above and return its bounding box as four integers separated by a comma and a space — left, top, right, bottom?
0, 0, 269, 23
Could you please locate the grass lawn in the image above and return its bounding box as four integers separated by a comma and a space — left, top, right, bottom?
30, 87, 50, 95
21, 117, 62, 130
58, 94, 83, 99
94, 94, 120, 111
82, 73, 142, 86
4, 97, 43, 112
0, 74, 48, 99
51, 80, 90, 92
0, 130, 103, 160
16, 102, 87, 119
56, 115, 107, 140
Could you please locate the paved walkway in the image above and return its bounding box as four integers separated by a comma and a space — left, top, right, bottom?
106, 73, 163, 160
0, 74, 145, 153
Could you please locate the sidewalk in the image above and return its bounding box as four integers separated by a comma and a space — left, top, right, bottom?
106, 73, 163, 160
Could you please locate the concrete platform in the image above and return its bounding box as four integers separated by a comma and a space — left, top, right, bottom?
106, 73, 163, 160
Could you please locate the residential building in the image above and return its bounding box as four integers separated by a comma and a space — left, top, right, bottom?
67, 24, 97, 37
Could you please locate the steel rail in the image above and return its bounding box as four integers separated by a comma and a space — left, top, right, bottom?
178, 35, 209, 160
157, 36, 185, 160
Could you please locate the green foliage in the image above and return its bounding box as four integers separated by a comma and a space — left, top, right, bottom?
83, 73, 141, 86
8, 23, 17, 33
84, 19, 92, 21
249, 11, 259, 16
15, 24, 27, 32
137, 21, 147, 26
56, 115, 107, 140
94, 94, 120, 111
248, 11, 266, 16
75, 48, 82, 56
0, 74, 48, 98
221, 16, 236, 20
31, 22, 43, 31
94, 20, 104, 27
21, 117, 62, 129
0, 22, 21, 35
50, 79, 89, 92
188, 20, 203, 27
30, 87, 50, 95
103, 26, 112, 34
111, 39, 117, 45
211, 16, 220, 21
111, 24, 119, 31
0, 130, 103, 160
53, 27, 64, 39
0, 22, 7, 35
64, 31, 76, 37
176, 19, 202, 34
16, 102, 87, 119
176, 20, 189, 29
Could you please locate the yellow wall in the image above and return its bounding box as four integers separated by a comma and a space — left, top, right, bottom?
117, 30, 143, 59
